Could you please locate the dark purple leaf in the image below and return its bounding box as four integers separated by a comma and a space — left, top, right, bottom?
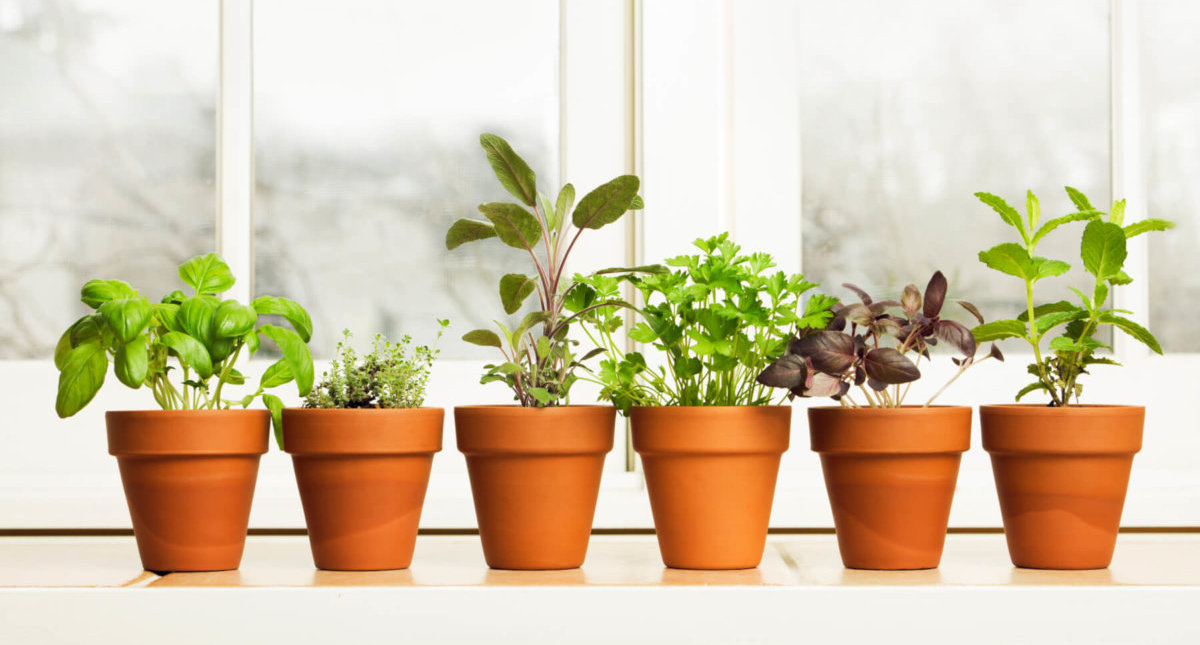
805, 371, 845, 398
951, 357, 963, 366
923, 271, 948, 318
863, 347, 920, 384
794, 331, 856, 373
989, 343, 1004, 362
957, 300, 985, 325
867, 377, 887, 391
756, 354, 807, 389
934, 319, 977, 357
853, 365, 866, 385
901, 285, 921, 314
833, 381, 851, 400
839, 303, 875, 326
842, 283, 873, 305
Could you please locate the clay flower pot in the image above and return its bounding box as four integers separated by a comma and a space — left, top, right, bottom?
455, 405, 615, 570
631, 406, 791, 570
809, 406, 970, 570
981, 404, 1143, 570
282, 407, 443, 571
106, 409, 268, 573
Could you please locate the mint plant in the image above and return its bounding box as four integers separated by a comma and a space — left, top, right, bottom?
54, 253, 314, 437
575, 234, 836, 413
757, 272, 1002, 407
304, 322, 447, 409
970, 187, 1174, 406
446, 133, 651, 407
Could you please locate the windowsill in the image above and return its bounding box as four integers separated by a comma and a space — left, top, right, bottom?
2, 534, 1199, 642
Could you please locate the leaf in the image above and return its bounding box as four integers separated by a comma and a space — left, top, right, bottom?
1065, 186, 1095, 212
957, 300, 984, 324
756, 353, 807, 389
572, 175, 640, 230
923, 271, 947, 317
975, 192, 1027, 242
1081, 220, 1127, 281
553, 184, 575, 231
528, 387, 552, 405
251, 296, 313, 342
862, 348, 920, 384
178, 253, 236, 295
258, 325, 314, 395
901, 285, 921, 314
97, 296, 153, 343
55, 342, 107, 418
1109, 198, 1126, 225
480, 133, 537, 206
842, 282, 873, 305
499, 273, 538, 315
224, 368, 246, 386
1015, 381, 1048, 402
793, 331, 856, 373
262, 393, 285, 450
1032, 211, 1100, 245
213, 300, 257, 338
1026, 190, 1041, 229
243, 328, 260, 354
1034, 259, 1071, 280
160, 331, 214, 378
80, 279, 136, 309
1017, 300, 1076, 322
260, 359, 294, 389
972, 319, 1027, 342
1100, 313, 1163, 354
479, 202, 543, 251
1033, 309, 1087, 335
152, 303, 181, 333
462, 329, 503, 348
537, 191, 557, 229
1123, 218, 1175, 238
934, 320, 977, 356
593, 264, 670, 275
515, 310, 552, 342
1048, 336, 1082, 352
178, 296, 218, 345
978, 243, 1035, 280
630, 196, 644, 209
445, 218, 498, 250
114, 339, 149, 388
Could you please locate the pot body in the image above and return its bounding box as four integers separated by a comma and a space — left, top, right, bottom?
282, 408, 443, 570
809, 406, 970, 570
455, 405, 615, 570
632, 406, 790, 570
981, 404, 1143, 570
106, 410, 268, 572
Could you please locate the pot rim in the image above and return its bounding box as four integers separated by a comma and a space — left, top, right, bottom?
282, 406, 444, 413
807, 405, 973, 413
980, 403, 1145, 413
106, 408, 271, 416
629, 404, 792, 411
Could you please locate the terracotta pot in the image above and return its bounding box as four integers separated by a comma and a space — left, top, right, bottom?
282, 408, 443, 571
106, 409, 268, 573
455, 405, 615, 570
631, 406, 790, 570
809, 406, 970, 570
981, 404, 1143, 570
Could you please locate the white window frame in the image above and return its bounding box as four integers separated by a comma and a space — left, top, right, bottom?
2, 0, 1196, 530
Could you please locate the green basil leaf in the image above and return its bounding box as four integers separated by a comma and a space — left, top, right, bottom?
160, 331, 214, 378
178, 252, 236, 295
213, 300, 257, 338
80, 279, 137, 309
98, 296, 153, 343
258, 324, 314, 395
250, 296, 313, 342
260, 359, 294, 389
262, 393, 285, 450
114, 339, 149, 388
55, 342, 107, 418
178, 296, 218, 344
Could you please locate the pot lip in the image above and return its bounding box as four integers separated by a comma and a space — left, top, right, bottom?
979, 403, 1145, 414
630, 404, 792, 411
454, 404, 613, 409
106, 408, 270, 417
808, 405, 972, 413
282, 406, 444, 414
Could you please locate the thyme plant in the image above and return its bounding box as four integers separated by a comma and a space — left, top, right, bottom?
304, 322, 447, 409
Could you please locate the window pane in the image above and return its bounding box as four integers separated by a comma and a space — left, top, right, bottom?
1143, 0, 1200, 352
797, 0, 1109, 333
254, 0, 560, 358
0, 0, 216, 358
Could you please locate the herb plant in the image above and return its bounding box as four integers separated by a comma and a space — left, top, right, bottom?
970, 187, 1174, 406
757, 271, 1002, 407
304, 322, 447, 409
575, 234, 837, 413
446, 133, 650, 407
54, 253, 315, 436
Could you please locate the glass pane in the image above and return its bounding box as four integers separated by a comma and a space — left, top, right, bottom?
1143, 0, 1200, 352
797, 0, 1110, 337
0, 0, 216, 358
254, 0, 560, 358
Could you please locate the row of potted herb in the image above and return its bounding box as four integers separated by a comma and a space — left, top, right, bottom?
53, 134, 1173, 574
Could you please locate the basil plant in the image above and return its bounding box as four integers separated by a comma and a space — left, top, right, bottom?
54, 253, 314, 438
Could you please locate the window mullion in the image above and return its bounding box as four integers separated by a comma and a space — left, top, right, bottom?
217, 0, 255, 304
